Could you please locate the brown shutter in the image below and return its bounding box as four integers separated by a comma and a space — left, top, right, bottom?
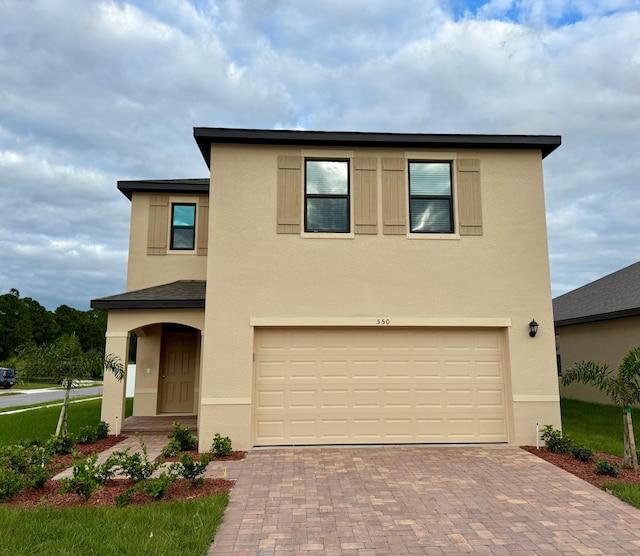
277, 155, 302, 234
353, 157, 377, 234
457, 159, 482, 236
381, 157, 406, 234
197, 196, 209, 256
147, 195, 169, 255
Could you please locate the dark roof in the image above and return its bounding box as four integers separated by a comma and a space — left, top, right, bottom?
553, 261, 640, 326
91, 281, 205, 310
117, 179, 209, 200
193, 127, 561, 168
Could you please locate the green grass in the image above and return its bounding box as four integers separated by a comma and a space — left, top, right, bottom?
600, 483, 640, 509
0, 494, 228, 556
14, 382, 62, 390
0, 398, 133, 446
560, 398, 639, 457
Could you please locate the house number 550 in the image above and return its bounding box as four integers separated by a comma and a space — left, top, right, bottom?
376, 318, 390, 325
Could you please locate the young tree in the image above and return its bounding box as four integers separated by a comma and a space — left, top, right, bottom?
562, 346, 640, 469
12, 334, 123, 436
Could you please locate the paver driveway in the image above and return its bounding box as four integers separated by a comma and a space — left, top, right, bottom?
209, 446, 640, 555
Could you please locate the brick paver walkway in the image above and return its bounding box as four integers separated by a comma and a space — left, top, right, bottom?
209, 446, 640, 555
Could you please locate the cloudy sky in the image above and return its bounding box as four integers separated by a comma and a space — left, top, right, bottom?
1, 0, 639, 310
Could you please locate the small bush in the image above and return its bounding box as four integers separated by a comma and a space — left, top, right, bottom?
168, 422, 196, 452
45, 433, 75, 456
211, 433, 232, 458
112, 438, 158, 481
172, 453, 210, 486
0, 468, 25, 501
595, 459, 620, 477
540, 425, 572, 454
59, 452, 117, 500
571, 444, 593, 463
161, 438, 182, 459
76, 426, 97, 445
144, 472, 176, 499
96, 421, 109, 440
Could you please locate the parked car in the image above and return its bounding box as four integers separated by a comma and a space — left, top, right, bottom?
0, 367, 15, 389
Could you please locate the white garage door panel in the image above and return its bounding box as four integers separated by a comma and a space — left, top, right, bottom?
254, 328, 508, 445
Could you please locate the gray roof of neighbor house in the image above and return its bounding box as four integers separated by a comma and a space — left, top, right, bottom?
117, 178, 209, 200
91, 281, 205, 309
553, 261, 640, 326
193, 127, 562, 168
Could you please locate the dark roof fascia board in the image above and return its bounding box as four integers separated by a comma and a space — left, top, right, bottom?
193, 127, 562, 168
555, 307, 640, 327
118, 179, 209, 200
90, 299, 205, 310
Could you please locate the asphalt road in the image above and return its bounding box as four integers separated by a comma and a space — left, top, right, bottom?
0, 386, 103, 410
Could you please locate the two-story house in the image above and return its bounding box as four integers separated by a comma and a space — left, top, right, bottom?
92, 128, 562, 451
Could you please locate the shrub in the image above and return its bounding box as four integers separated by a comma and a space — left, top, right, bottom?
540, 425, 572, 454
160, 438, 182, 459
0, 468, 24, 501
168, 422, 196, 451
59, 452, 117, 500
76, 425, 97, 445
172, 453, 210, 486
112, 438, 158, 481
143, 472, 176, 499
595, 459, 620, 477
571, 444, 593, 463
45, 433, 75, 455
96, 421, 110, 440
211, 433, 232, 458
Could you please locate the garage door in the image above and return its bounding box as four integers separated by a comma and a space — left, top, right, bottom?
253, 327, 508, 445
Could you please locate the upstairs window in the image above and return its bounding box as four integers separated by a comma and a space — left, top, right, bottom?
305, 160, 350, 233
171, 203, 196, 250
408, 161, 454, 233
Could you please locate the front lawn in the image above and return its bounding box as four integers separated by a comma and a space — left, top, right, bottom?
0, 398, 133, 447
0, 495, 228, 556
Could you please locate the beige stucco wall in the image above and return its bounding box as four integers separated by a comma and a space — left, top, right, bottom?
199, 144, 561, 451
100, 308, 204, 432
557, 317, 640, 404
126, 192, 207, 291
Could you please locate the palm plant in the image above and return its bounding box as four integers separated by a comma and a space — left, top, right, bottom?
562, 346, 640, 469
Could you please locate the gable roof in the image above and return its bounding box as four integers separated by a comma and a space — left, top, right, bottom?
117, 178, 209, 201
553, 261, 640, 326
91, 280, 206, 309
193, 127, 562, 168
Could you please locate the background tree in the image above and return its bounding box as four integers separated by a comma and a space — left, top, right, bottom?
562, 346, 640, 469
12, 334, 123, 435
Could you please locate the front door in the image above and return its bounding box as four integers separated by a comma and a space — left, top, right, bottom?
159, 333, 197, 414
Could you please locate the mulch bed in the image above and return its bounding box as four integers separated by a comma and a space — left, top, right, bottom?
2, 435, 242, 509
522, 446, 640, 487
160, 450, 246, 462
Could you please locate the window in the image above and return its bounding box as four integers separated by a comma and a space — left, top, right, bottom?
171, 203, 196, 250
305, 160, 350, 233
408, 161, 454, 233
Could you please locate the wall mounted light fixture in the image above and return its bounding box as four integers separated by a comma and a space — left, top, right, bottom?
529, 319, 539, 338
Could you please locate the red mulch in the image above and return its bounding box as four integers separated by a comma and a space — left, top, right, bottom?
160, 450, 246, 462
522, 446, 640, 487
2, 435, 239, 509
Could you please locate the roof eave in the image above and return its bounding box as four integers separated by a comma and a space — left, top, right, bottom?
554, 307, 640, 327
117, 179, 209, 201
193, 127, 562, 168
90, 299, 205, 310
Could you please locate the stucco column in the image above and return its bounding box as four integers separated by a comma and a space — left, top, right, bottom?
100, 331, 130, 436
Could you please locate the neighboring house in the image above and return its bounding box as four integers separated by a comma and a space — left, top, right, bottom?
92, 127, 562, 451
554, 261, 640, 404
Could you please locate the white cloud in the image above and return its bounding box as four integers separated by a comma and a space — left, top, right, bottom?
0, 0, 639, 308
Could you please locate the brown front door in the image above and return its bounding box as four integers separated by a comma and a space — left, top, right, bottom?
159, 333, 197, 414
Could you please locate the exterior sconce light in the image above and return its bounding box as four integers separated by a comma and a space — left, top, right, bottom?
529, 319, 539, 338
